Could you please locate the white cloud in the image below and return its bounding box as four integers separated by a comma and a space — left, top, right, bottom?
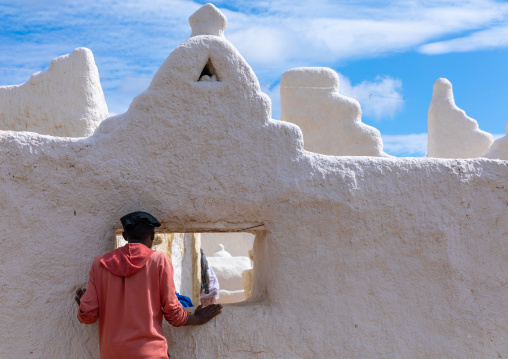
3, 0, 508, 71
0, 0, 199, 115
338, 74, 404, 120
418, 25, 508, 54
382, 133, 428, 157
2, 0, 508, 117
224, 0, 508, 66
227, 25, 297, 64
100, 77, 152, 116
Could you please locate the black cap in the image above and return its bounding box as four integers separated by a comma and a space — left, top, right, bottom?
120, 211, 161, 229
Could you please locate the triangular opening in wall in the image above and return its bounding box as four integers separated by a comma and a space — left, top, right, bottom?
198, 59, 220, 82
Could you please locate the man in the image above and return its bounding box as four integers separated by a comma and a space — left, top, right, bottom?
200, 248, 220, 306
76, 211, 222, 359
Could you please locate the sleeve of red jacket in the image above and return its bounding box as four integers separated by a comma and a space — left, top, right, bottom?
158, 253, 189, 327
77, 256, 100, 324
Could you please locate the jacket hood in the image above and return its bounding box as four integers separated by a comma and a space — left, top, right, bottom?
100, 243, 155, 277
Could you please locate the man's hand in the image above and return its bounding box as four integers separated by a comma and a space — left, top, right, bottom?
184, 304, 222, 326
194, 304, 222, 324
75, 287, 87, 306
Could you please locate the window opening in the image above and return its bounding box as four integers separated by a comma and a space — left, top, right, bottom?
198, 59, 220, 82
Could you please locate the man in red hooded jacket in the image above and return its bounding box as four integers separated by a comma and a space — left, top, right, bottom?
76, 211, 222, 359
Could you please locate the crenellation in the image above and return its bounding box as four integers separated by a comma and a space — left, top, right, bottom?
281, 67, 389, 157
0, 47, 108, 137
427, 78, 494, 158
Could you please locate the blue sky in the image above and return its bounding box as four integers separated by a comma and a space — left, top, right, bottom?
1, 0, 507, 156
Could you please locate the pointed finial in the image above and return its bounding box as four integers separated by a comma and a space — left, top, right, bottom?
212, 243, 232, 257
189, 3, 227, 37
432, 78, 454, 102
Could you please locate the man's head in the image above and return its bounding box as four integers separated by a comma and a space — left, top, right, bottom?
120, 211, 161, 247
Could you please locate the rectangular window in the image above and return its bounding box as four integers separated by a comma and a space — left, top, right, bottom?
114, 228, 261, 306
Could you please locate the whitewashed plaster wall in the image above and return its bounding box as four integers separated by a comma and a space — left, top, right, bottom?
1, 4, 508, 359
428, 78, 493, 158
281, 67, 388, 157
0, 47, 108, 137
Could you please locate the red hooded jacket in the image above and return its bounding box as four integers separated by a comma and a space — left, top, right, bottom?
78, 243, 189, 359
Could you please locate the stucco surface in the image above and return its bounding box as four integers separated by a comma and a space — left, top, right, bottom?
281, 67, 388, 157
1, 4, 508, 359
428, 78, 493, 158
242, 268, 253, 299
0, 47, 108, 137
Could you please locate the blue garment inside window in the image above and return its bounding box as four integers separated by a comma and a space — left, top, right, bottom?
175, 292, 194, 308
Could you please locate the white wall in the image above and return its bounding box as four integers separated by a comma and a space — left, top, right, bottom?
0, 4, 507, 359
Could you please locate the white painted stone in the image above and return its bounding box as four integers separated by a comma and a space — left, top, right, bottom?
241, 248, 254, 299
0, 47, 108, 137
170, 234, 185, 296
242, 248, 254, 299
281, 67, 388, 157
1, 5, 508, 359
428, 78, 493, 158
483, 123, 508, 160
241, 269, 253, 299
